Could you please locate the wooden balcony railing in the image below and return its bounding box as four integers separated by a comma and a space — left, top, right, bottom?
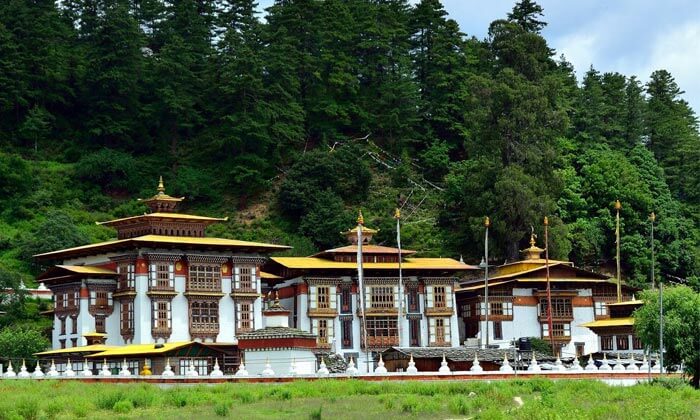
362, 335, 399, 348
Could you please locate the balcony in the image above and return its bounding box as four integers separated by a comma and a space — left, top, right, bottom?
230, 286, 258, 299
308, 307, 338, 318
425, 306, 454, 316
362, 335, 399, 349
358, 307, 398, 317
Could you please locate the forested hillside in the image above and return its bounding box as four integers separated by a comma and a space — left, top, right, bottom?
0, 0, 698, 291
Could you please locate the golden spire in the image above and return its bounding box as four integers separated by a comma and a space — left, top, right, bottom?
484, 216, 490, 227
544, 216, 549, 226
529, 226, 537, 247
157, 176, 165, 194
394, 207, 401, 219
357, 209, 364, 225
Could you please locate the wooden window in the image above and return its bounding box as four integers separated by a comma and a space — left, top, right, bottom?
340, 288, 352, 313
118, 263, 135, 290
60, 339, 66, 349
238, 266, 253, 290
152, 300, 172, 333
409, 318, 420, 347
632, 335, 644, 350
190, 301, 219, 335
490, 302, 503, 315
493, 321, 503, 340
407, 288, 419, 312
95, 316, 106, 333
594, 301, 607, 317
539, 298, 573, 318
616, 335, 629, 350
542, 323, 570, 338
370, 286, 394, 309
71, 315, 78, 334
71, 338, 78, 348
365, 317, 398, 337
150, 263, 174, 289
188, 265, 221, 291
317, 287, 330, 309
56, 293, 64, 309
313, 319, 333, 345
429, 318, 451, 345
66, 292, 74, 308
178, 359, 209, 376
95, 291, 109, 308
237, 302, 253, 332
341, 319, 353, 348
601, 335, 614, 351
60, 318, 66, 335
120, 300, 134, 337
433, 286, 446, 308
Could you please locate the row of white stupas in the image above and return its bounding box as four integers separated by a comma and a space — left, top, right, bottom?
2, 353, 660, 379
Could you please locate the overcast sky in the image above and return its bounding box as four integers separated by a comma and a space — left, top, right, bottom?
258, 1, 700, 113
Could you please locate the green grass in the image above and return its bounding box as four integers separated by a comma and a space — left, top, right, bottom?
0, 379, 697, 419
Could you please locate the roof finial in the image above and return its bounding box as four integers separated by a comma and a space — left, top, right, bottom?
275, 290, 280, 305
157, 176, 165, 194
530, 225, 537, 247
357, 209, 364, 225
394, 207, 401, 219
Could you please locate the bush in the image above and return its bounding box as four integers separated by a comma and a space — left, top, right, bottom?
309, 405, 323, 420
112, 399, 134, 413
75, 148, 139, 193
214, 402, 230, 417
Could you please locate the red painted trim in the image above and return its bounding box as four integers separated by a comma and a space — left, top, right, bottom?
276, 286, 296, 299
238, 337, 317, 350
135, 258, 148, 274
297, 283, 309, 294
175, 259, 188, 275
572, 296, 593, 307
80, 284, 89, 298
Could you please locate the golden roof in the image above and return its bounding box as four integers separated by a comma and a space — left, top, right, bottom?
271, 257, 475, 270
97, 212, 227, 226
606, 300, 644, 307
342, 225, 379, 235
139, 176, 184, 203
35, 344, 116, 356
87, 341, 193, 357
313, 244, 416, 256
54, 265, 117, 275
259, 271, 282, 280
34, 234, 290, 259
580, 317, 634, 328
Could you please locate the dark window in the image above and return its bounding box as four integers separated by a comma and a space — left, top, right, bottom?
71, 338, 77, 347
71, 315, 78, 334
632, 335, 644, 350
341, 288, 352, 313
60, 318, 66, 335
616, 335, 629, 350
539, 298, 573, 318
95, 316, 106, 333
493, 321, 503, 340
407, 288, 419, 313
601, 336, 614, 351
60, 339, 66, 349
188, 265, 221, 291
341, 319, 353, 349
409, 319, 421, 347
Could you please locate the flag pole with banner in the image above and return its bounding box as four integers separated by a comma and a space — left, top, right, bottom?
395, 207, 403, 348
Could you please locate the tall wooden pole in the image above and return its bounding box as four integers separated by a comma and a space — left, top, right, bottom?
544, 216, 555, 356
650, 212, 656, 289
484, 216, 490, 349
356, 210, 369, 372
615, 200, 622, 303
395, 207, 403, 348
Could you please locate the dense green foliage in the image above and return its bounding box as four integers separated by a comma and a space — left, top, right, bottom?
0, 379, 697, 419
635, 285, 700, 388
0, 0, 697, 293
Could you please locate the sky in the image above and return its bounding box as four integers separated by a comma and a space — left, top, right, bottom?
258, 0, 700, 113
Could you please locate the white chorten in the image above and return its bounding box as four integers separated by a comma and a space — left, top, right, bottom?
185, 359, 199, 377
345, 357, 358, 375
500, 354, 514, 373
119, 359, 132, 376
599, 354, 612, 371
32, 360, 44, 378
470, 353, 483, 373
626, 358, 639, 371
585, 354, 598, 371
569, 355, 583, 371
288, 358, 297, 376
162, 359, 175, 377
64, 359, 76, 377
613, 354, 626, 371
373, 354, 387, 374
100, 359, 112, 376
406, 354, 418, 374
17, 360, 30, 378
639, 355, 649, 371
81, 359, 93, 376
4, 360, 16, 378
47, 360, 60, 377
210, 359, 223, 377
235, 361, 249, 377
554, 356, 566, 372
438, 354, 451, 374
261, 359, 275, 377
527, 354, 541, 372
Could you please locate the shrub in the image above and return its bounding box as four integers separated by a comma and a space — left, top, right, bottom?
96, 390, 125, 410
401, 396, 419, 414
112, 399, 134, 414
214, 402, 230, 417
309, 405, 323, 420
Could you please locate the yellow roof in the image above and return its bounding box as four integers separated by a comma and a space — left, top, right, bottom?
271, 257, 475, 270
55, 265, 117, 275
87, 341, 193, 358
35, 344, 116, 356
35, 234, 290, 258
606, 300, 644, 306
98, 212, 227, 226
580, 317, 635, 328
456, 280, 515, 292
342, 225, 379, 235
260, 271, 282, 279
83, 332, 108, 337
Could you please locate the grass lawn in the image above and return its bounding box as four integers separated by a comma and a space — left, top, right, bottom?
0, 378, 698, 419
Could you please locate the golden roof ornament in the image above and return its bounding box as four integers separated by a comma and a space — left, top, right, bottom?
139, 176, 184, 213
484, 216, 490, 227
395, 208, 401, 219
157, 176, 165, 195
614, 200, 621, 211
357, 209, 364, 225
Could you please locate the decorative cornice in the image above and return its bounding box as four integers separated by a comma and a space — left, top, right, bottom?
231, 256, 267, 265
147, 290, 178, 298
86, 279, 117, 288
143, 252, 183, 262
109, 254, 138, 263
186, 254, 228, 264
113, 291, 137, 299
421, 277, 457, 285
305, 277, 341, 286
184, 292, 224, 299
